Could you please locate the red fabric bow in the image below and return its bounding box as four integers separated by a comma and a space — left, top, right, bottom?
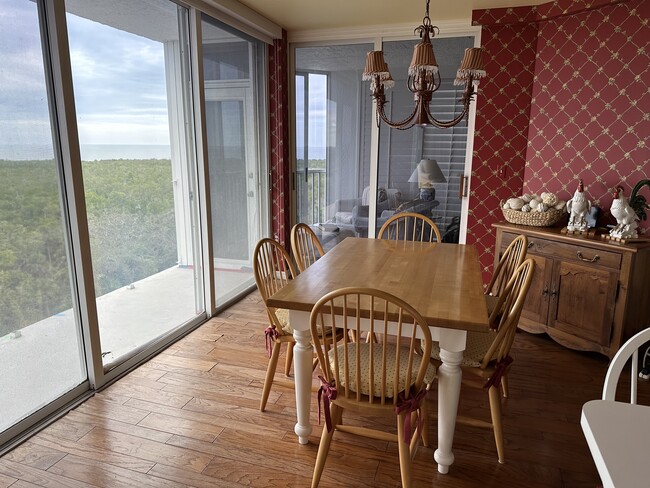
483, 355, 513, 389
264, 326, 278, 358
394, 387, 427, 443
318, 376, 338, 432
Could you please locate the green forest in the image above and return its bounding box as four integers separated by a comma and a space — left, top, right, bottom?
0, 158, 176, 337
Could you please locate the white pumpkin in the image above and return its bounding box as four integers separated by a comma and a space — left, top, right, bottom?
507, 198, 525, 210
521, 204, 531, 212
521, 194, 533, 203
537, 203, 549, 212
529, 199, 540, 210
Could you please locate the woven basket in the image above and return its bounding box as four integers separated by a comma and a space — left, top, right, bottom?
501, 206, 566, 227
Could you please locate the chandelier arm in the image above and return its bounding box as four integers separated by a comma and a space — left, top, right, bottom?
423, 79, 477, 128
375, 100, 420, 130
424, 104, 469, 129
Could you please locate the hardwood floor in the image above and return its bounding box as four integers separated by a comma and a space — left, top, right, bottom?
1, 290, 635, 487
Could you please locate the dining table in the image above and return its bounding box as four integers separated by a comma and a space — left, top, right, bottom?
267, 236, 489, 474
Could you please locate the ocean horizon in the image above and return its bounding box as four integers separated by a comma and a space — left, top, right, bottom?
0, 144, 171, 161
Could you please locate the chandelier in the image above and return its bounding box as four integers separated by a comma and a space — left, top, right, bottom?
362, 0, 486, 130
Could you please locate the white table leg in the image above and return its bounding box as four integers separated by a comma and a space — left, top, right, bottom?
291, 312, 313, 445
434, 332, 465, 474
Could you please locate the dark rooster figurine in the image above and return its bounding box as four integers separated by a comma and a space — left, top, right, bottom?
629, 179, 650, 222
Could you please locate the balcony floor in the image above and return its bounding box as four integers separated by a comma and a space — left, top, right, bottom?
0, 266, 253, 433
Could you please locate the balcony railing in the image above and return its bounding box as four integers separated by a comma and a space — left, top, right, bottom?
296, 168, 326, 225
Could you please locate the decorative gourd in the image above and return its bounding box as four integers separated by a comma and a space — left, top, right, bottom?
507, 198, 525, 210
542, 193, 558, 206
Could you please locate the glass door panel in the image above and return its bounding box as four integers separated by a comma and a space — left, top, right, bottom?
294, 43, 373, 250
378, 37, 474, 242
202, 16, 266, 307
0, 0, 87, 434
66, 0, 204, 368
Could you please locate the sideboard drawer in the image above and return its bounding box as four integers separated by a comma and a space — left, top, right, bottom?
527, 237, 621, 270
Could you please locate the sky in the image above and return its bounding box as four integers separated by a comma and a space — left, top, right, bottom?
0, 0, 171, 160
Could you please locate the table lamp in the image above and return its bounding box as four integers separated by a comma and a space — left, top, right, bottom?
408, 159, 446, 201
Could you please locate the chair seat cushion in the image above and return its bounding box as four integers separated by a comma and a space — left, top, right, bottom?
274, 308, 293, 335
430, 330, 497, 367
274, 309, 326, 337
328, 343, 435, 398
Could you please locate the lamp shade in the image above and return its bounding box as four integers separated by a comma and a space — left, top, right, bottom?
408, 159, 447, 188
454, 47, 486, 85
363, 51, 391, 81
409, 41, 438, 76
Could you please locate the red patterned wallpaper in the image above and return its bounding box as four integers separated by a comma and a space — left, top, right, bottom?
524, 0, 650, 233
466, 22, 538, 284
470, 0, 649, 285
268, 30, 291, 248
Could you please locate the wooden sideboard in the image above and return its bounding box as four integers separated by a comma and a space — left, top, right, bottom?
493, 222, 650, 358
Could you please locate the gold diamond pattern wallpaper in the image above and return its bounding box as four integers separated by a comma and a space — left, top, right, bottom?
470, 0, 648, 284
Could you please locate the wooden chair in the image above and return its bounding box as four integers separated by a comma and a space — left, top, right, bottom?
309, 287, 436, 488
253, 238, 298, 411
429, 258, 535, 464
378, 211, 441, 243
485, 233, 527, 397
602, 327, 650, 403
290, 222, 325, 272
486, 234, 528, 299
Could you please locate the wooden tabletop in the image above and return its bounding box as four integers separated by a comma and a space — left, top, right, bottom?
267, 237, 489, 332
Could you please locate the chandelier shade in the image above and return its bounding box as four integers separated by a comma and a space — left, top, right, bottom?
409, 41, 438, 75
363, 0, 486, 130
362, 51, 390, 80
454, 47, 486, 85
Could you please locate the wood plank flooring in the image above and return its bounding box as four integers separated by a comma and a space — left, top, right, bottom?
1, 290, 640, 487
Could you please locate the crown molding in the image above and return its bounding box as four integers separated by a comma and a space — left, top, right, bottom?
288, 20, 480, 44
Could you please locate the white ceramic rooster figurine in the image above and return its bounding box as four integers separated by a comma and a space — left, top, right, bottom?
566, 179, 591, 232
609, 186, 639, 239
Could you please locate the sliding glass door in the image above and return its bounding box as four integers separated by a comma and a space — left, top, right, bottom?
202, 17, 267, 306
377, 37, 473, 242
1, 0, 271, 449
293, 36, 476, 243
0, 0, 87, 435
294, 44, 373, 250
66, 0, 204, 369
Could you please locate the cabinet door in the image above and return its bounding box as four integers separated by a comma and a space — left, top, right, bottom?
549, 260, 618, 346
519, 253, 553, 332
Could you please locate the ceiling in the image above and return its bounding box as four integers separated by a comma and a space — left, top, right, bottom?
235, 0, 550, 32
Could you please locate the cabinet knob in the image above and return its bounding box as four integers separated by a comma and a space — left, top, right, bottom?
576, 251, 600, 263
542, 285, 549, 296
527, 242, 534, 249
